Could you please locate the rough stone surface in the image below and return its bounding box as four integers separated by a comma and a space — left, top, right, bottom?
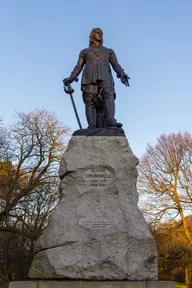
29, 136, 158, 280
9, 281, 176, 288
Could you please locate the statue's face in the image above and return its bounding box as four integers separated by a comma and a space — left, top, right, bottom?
93, 29, 103, 43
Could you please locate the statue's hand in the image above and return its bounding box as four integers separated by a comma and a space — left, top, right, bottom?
121, 73, 130, 87
63, 77, 74, 85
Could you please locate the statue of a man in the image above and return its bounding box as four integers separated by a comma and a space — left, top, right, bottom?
63, 28, 129, 130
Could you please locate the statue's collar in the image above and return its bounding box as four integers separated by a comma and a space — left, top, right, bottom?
90, 44, 103, 48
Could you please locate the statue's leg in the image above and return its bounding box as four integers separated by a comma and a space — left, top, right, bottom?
100, 80, 116, 127
99, 80, 122, 128
104, 89, 115, 127
83, 86, 99, 129
96, 100, 106, 128
83, 93, 97, 129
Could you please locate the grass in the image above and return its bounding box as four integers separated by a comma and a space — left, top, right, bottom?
0, 285, 8, 288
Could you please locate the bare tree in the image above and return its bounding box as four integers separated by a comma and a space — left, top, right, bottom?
0, 109, 70, 281
0, 109, 70, 219
138, 132, 192, 242
0, 119, 10, 161
138, 132, 192, 285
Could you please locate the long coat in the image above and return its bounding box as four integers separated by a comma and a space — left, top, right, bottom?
69, 45, 125, 88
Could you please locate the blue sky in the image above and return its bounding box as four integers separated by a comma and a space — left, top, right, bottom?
0, 0, 192, 157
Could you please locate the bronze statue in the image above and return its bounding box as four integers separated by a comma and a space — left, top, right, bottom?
63, 28, 129, 133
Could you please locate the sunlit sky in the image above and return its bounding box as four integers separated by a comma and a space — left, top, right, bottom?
1, 0, 192, 157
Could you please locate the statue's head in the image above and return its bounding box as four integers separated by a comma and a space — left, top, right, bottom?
89, 28, 103, 46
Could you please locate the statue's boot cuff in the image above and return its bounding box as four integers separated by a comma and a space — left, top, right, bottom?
87, 125, 97, 130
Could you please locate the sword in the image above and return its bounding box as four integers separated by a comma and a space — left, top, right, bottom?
63, 80, 82, 129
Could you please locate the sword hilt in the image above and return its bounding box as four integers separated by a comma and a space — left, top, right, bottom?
63, 78, 78, 94
64, 83, 74, 94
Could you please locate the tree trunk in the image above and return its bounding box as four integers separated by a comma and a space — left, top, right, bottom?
185, 264, 192, 286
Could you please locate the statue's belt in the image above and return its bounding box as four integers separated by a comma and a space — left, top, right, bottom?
83, 83, 102, 95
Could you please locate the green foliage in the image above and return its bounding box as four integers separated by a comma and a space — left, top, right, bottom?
176, 283, 189, 288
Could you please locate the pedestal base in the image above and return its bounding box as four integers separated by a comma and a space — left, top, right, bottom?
9, 280, 176, 288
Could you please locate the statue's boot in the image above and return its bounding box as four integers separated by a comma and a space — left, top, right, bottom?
107, 120, 123, 128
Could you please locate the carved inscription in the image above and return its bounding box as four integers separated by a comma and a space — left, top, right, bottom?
84, 167, 112, 188
79, 218, 117, 229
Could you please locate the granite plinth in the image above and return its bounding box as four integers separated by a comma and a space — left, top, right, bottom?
29, 136, 158, 280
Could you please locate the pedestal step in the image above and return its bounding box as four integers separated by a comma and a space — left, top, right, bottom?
9, 280, 176, 288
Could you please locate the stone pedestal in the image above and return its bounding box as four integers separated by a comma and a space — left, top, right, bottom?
28, 136, 158, 280
9, 280, 176, 288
